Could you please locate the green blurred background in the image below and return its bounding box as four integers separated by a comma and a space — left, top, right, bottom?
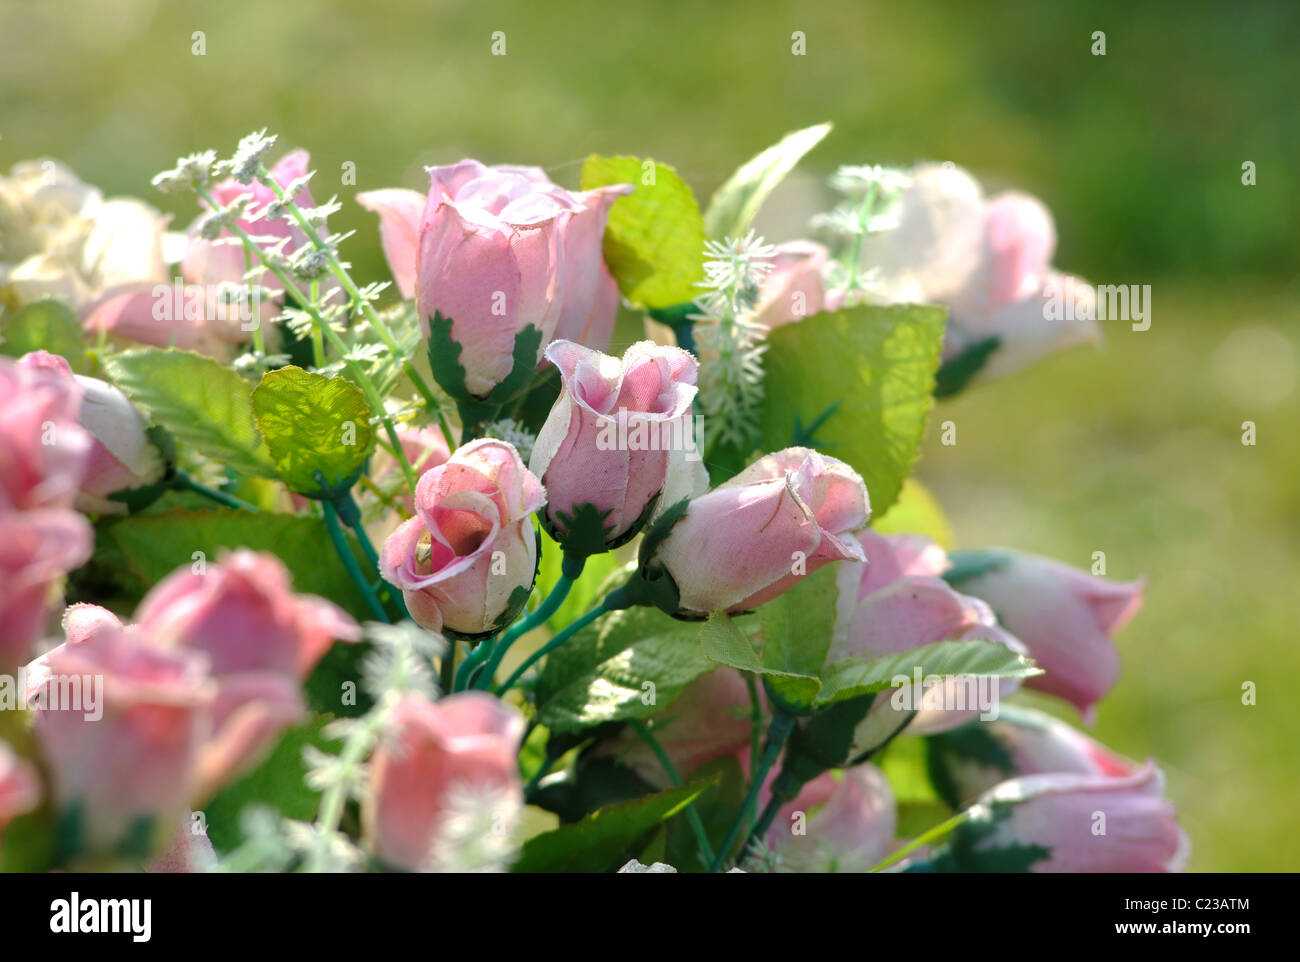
2, 0, 1295, 870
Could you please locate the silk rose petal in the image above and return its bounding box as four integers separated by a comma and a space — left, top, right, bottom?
530, 339, 699, 546
653, 447, 869, 614
380, 439, 544, 636
364, 692, 525, 872
954, 550, 1143, 719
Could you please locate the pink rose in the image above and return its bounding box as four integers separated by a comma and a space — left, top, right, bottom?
0, 741, 40, 830
379, 438, 544, 636
0, 509, 92, 670
828, 530, 1029, 747
650, 447, 869, 614
928, 706, 1136, 808
18, 351, 166, 514
952, 550, 1143, 719
964, 762, 1189, 872
135, 549, 360, 678
753, 241, 833, 329
32, 624, 305, 854
412, 160, 630, 397
0, 356, 92, 512
364, 692, 524, 872
529, 339, 701, 549
764, 764, 897, 873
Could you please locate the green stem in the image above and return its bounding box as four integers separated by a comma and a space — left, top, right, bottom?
244, 245, 265, 356
307, 712, 384, 872
630, 720, 715, 869
744, 673, 762, 835
171, 469, 260, 512
196, 184, 421, 493
474, 555, 584, 690
867, 809, 972, 874
256, 167, 457, 453
494, 594, 616, 695
843, 181, 879, 298
309, 277, 325, 367
322, 501, 388, 621
709, 709, 795, 872
440, 643, 457, 695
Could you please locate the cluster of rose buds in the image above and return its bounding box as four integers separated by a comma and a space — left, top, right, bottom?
22, 552, 358, 860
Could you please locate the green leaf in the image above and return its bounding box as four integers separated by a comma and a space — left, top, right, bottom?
251, 365, 375, 497
580, 155, 705, 309
934, 335, 1000, 398
534, 605, 717, 732
702, 122, 832, 240
664, 756, 744, 872
201, 719, 329, 852
102, 348, 276, 479
873, 477, 953, 549
757, 564, 840, 679
104, 509, 377, 623
758, 303, 947, 516
0, 298, 86, 371
513, 780, 713, 872
700, 611, 821, 709
815, 638, 1042, 708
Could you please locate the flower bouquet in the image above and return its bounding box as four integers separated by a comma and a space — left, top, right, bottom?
0, 124, 1185, 873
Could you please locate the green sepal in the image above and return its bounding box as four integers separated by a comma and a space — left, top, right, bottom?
608, 497, 689, 615
941, 548, 1014, 587
934, 335, 1000, 398
425, 312, 545, 436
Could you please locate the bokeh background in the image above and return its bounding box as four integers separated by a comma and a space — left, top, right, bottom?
2, 0, 1296, 870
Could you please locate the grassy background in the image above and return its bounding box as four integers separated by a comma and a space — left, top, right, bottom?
2, 0, 1296, 870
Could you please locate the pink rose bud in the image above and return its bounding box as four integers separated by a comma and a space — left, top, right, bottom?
135, 549, 361, 678
829, 530, 1028, 748
364, 692, 525, 872
651, 447, 869, 614
529, 339, 700, 551
0, 356, 92, 513
18, 351, 166, 514
356, 188, 426, 300
33, 627, 213, 854
765, 765, 897, 873
598, 667, 758, 788
753, 241, 831, 329
963, 761, 1189, 872
952, 550, 1143, 719
415, 160, 630, 399
929, 706, 1136, 807
0, 509, 93, 671
31, 622, 306, 853
0, 740, 41, 830
982, 193, 1057, 308
379, 438, 544, 637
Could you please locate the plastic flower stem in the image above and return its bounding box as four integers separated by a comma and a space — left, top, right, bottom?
244, 245, 265, 356
255, 167, 458, 453
440, 644, 457, 695
309, 277, 325, 367
194, 184, 420, 492
741, 794, 783, 861
842, 180, 879, 298
709, 708, 796, 872
866, 809, 973, 874
630, 720, 716, 868
453, 637, 496, 691
171, 469, 261, 513
474, 554, 585, 690
743, 673, 762, 834
322, 500, 389, 622
495, 592, 615, 695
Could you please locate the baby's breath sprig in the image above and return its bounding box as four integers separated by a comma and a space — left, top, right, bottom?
243, 148, 457, 452
298, 621, 444, 873
692, 231, 777, 454
155, 140, 424, 492
813, 163, 910, 302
